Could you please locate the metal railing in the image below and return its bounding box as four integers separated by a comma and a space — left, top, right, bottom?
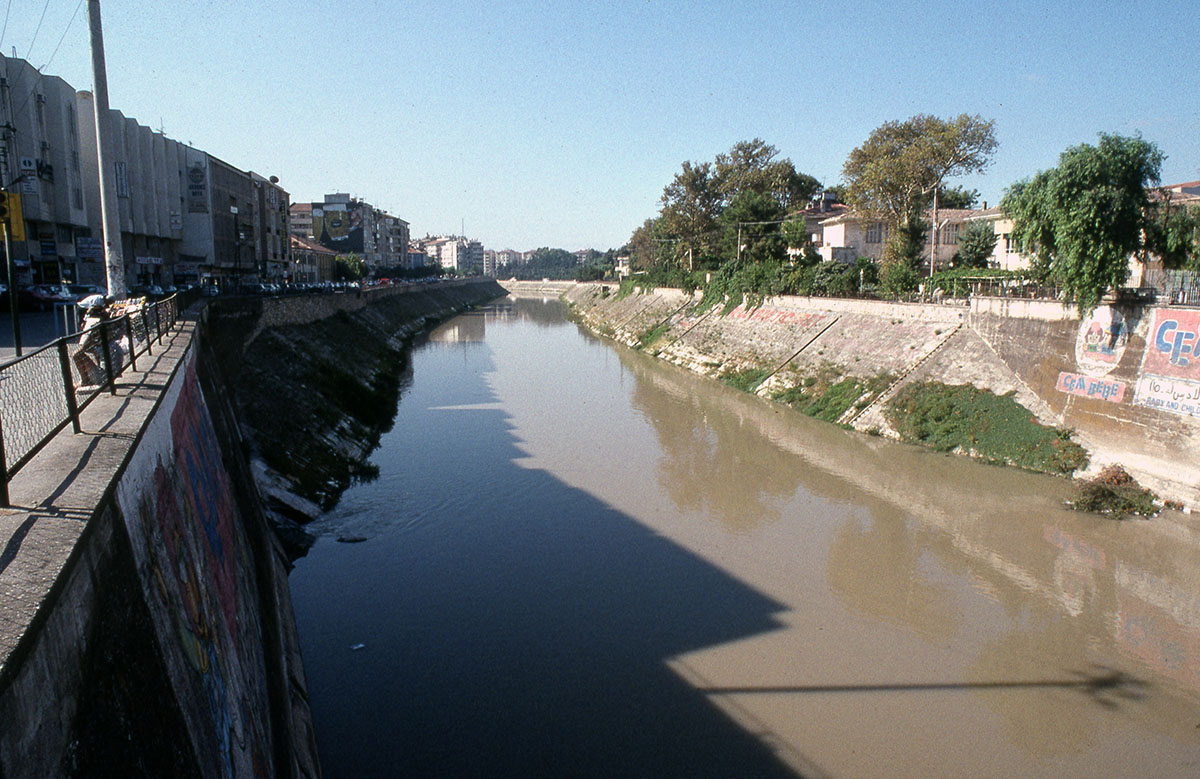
0, 294, 184, 505
1143, 269, 1200, 306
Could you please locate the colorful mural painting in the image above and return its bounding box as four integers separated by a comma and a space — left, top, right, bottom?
1074, 305, 1128, 376
1056, 372, 1127, 403
312, 201, 364, 253
116, 354, 272, 778
1135, 308, 1200, 418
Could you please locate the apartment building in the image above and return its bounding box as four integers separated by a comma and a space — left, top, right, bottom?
0, 55, 91, 286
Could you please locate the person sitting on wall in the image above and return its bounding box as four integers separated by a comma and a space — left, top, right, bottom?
72, 295, 111, 387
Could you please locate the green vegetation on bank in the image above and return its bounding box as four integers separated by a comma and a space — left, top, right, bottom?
884, 381, 1088, 474
1069, 465, 1158, 518
773, 367, 895, 423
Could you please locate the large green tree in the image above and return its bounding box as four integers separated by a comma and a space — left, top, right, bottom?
1146, 195, 1200, 271
843, 114, 997, 261
657, 160, 722, 268
651, 139, 820, 270
713, 138, 820, 211
719, 190, 787, 266
1002, 133, 1166, 311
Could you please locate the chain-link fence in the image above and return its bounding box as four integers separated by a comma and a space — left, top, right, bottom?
0, 294, 184, 505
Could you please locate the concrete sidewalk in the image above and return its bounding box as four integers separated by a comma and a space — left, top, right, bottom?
0, 319, 193, 672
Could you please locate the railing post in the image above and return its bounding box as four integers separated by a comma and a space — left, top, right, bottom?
56, 341, 82, 434
99, 319, 116, 395
125, 314, 139, 371
142, 302, 152, 348
141, 307, 153, 356
0, 408, 9, 507
155, 301, 163, 343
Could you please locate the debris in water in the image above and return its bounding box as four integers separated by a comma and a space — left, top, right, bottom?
350, 643, 366, 651
337, 535, 368, 543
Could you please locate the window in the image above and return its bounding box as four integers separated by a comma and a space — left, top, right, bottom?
941, 223, 960, 245
865, 222, 884, 244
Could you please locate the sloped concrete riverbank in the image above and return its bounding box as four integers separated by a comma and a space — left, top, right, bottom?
546, 281, 1200, 511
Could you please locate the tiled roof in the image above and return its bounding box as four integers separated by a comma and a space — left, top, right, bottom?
290, 234, 335, 255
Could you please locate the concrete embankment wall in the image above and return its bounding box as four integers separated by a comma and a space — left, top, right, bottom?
0, 280, 503, 776
0, 327, 316, 776
561, 282, 1200, 509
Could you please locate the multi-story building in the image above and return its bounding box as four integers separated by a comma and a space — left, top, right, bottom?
252, 173, 290, 281
381, 214, 410, 269
0, 55, 92, 286
288, 202, 313, 239
496, 249, 522, 267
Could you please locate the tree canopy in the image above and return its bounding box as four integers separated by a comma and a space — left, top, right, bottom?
843, 114, 997, 233
649, 139, 820, 271
1001, 133, 1166, 311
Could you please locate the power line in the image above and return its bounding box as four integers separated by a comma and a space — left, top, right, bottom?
40, 0, 84, 71
25, 0, 53, 60
0, 0, 12, 54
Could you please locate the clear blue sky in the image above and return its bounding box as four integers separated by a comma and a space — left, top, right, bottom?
4, 0, 1197, 251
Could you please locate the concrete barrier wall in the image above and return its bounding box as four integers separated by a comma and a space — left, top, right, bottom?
113, 351, 285, 776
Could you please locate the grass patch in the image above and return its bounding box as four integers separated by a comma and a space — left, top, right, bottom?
884, 381, 1089, 475
1069, 465, 1157, 518
720, 366, 771, 393
636, 321, 672, 350
773, 368, 895, 423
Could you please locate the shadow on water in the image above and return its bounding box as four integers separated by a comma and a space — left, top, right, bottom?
293, 304, 805, 778
294, 299, 1171, 777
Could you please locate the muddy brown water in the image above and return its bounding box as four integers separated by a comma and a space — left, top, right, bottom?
290, 295, 1200, 777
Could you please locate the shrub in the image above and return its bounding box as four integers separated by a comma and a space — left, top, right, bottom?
1069, 465, 1158, 518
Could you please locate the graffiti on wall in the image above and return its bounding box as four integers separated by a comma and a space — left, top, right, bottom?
1074, 306, 1128, 376
117, 356, 271, 778
1135, 308, 1200, 418
1055, 372, 1127, 403
728, 306, 824, 327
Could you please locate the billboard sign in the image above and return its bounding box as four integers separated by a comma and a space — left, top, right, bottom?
1134, 308, 1200, 418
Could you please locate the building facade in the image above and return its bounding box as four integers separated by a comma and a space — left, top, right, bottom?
0, 55, 91, 286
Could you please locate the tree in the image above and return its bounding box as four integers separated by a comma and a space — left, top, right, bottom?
628, 217, 666, 271
658, 160, 721, 268
334, 252, 365, 280
938, 185, 980, 210
1002, 133, 1166, 311
713, 138, 820, 212
781, 216, 819, 266
955, 220, 999, 268
719, 190, 787, 266
1147, 197, 1200, 271
843, 114, 997, 261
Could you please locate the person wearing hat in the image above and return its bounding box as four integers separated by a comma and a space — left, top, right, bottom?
72, 297, 112, 387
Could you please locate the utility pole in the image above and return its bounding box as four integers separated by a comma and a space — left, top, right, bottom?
87, 0, 126, 299
929, 185, 939, 280
2, 199, 20, 357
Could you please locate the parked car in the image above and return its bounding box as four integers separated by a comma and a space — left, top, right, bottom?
20, 283, 75, 311
67, 283, 107, 302
129, 284, 165, 299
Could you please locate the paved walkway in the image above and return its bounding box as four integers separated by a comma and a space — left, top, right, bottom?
0, 319, 193, 671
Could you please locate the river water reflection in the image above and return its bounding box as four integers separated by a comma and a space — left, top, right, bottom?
290, 295, 1200, 777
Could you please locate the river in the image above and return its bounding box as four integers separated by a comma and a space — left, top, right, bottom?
289, 293, 1200, 777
